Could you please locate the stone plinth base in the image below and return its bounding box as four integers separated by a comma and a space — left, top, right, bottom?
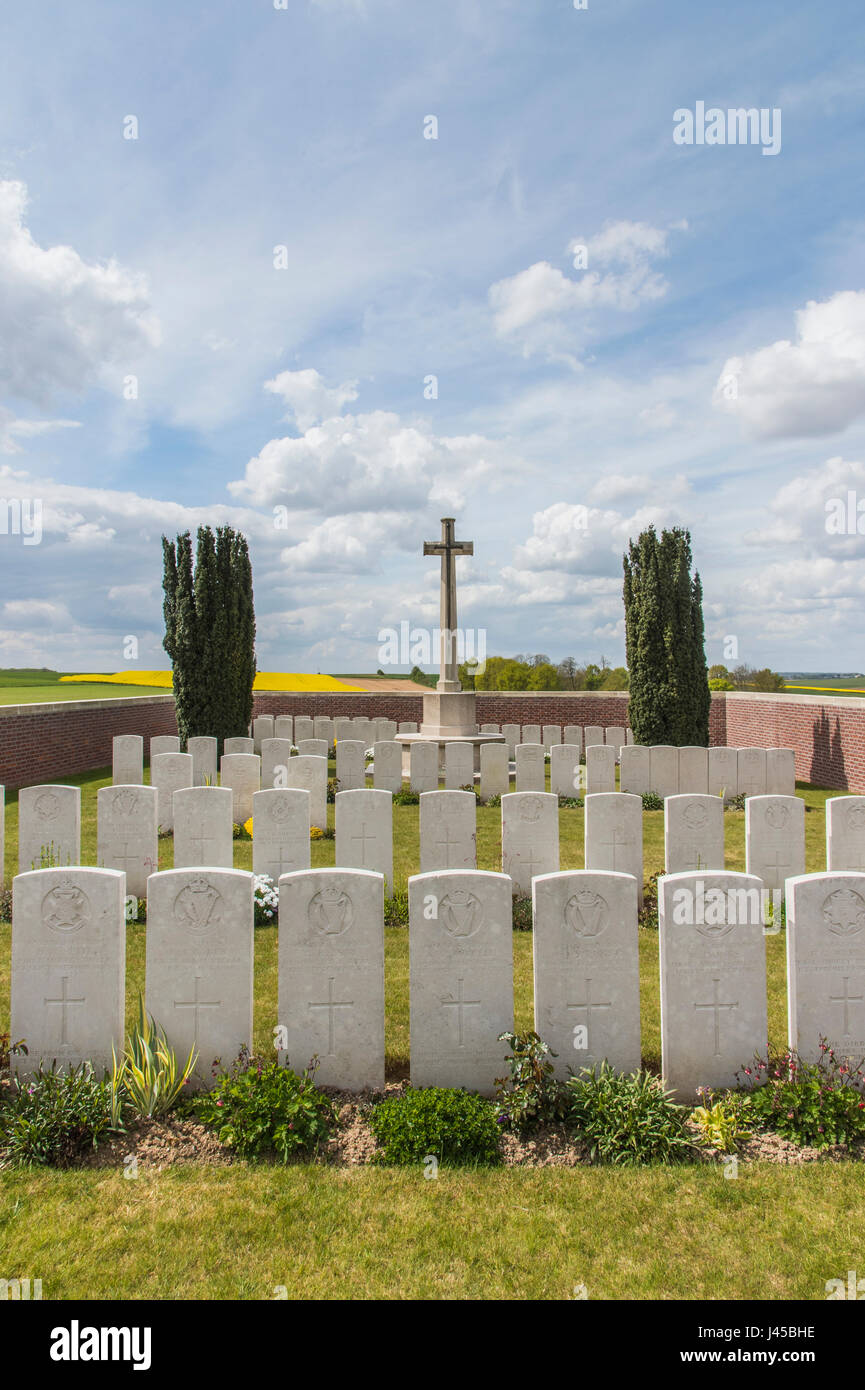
396, 732, 505, 776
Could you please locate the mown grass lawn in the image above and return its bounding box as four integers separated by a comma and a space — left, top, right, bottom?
0, 770, 856, 1301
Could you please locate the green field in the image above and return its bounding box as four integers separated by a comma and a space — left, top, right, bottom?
0, 669, 164, 706
1, 769, 861, 1302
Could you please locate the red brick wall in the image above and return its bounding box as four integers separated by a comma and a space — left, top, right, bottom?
4, 689, 865, 791
0, 697, 177, 790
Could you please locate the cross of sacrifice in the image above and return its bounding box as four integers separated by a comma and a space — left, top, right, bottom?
423, 517, 473, 692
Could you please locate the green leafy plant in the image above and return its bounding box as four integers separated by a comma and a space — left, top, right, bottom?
725, 792, 747, 813
484, 793, 502, 808
369, 1087, 501, 1165
232, 821, 252, 840
511, 895, 533, 931
0, 1065, 118, 1168
459, 784, 482, 801
194, 1059, 334, 1161
326, 777, 340, 804
641, 791, 663, 811
384, 887, 409, 928
494, 1031, 568, 1132
691, 1089, 752, 1153
639, 873, 660, 930
110, 997, 197, 1124
392, 787, 420, 806
0, 1033, 26, 1072
566, 1063, 694, 1166
557, 796, 583, 809
737, 1042, 865, 1149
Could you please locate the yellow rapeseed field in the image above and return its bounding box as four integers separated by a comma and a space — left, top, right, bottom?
60, 671, 364, 692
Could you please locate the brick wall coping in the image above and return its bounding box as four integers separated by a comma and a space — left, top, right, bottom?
0, 694, 176, 719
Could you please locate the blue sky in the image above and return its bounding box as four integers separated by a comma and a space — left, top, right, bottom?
1, 0, 865, 674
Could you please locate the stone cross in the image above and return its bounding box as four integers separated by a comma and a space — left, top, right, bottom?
423, 516, 473, 692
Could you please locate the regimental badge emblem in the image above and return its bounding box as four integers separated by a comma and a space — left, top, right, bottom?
42, 879, 90, 934
269, 797, 293, 823
111, 788, 139, 817
35, 792, 60, 821
439, 891, 483, 938
308, 887, 353, 936
766, 800, 790, 831
173, 878, 223, 933
847, 805, 865, 833
822, 888, 865, 938
682, 801, 708, 830
518, 796, 543, 823
564, 890, 609, 938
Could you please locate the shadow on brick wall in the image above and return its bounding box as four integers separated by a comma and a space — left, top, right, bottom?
810, 710, 847, 790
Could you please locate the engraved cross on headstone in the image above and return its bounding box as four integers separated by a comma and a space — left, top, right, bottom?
44, 976, 86, 1047
350, 822, 377, 866
694, 977, 739, 1056
308, 977, 354, 1055
567, 978, 612, 1030
174, 976, 221, 1044
830, 977, 864, 1036
440, 976, 481, 1047
423, 517, 473, 692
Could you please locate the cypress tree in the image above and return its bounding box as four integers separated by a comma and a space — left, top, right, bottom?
161, 525, 257, 753
623, 525, 709, 746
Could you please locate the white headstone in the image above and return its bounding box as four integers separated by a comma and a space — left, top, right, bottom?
219, 752, 260, 826
664, 794, 725, 875
605, 726, 626, 757
444, 741, 474, 790
261, 737, 293, 789
150, 735, 180, 760
521, 724, 541, 746
543, 724, 562, 750
278, 868, 385, 1090
826, 796, 865, 872
275, 715, 294, 742
336, 739, 367, 792
373, 740, 403, 794
786, 871, 865, 1068
550, 744, 583, 798
564, 725, 582, 753
766, 748, 796, 797
313, 716, 334, 749
334, 717, 353, 743
678, 746, 708, 795
533, 870, 641, 1080
585, 744, 615, 795
584, 792, 643, 902
515, 743, 545, 793
146, 867, 254, 1087
409, 869, 514, 1095
297, 738, 328, 759
294, 716, 315, 744
335, 788, 393, 896
113, 734, 143, 786
283, 755, 328, 832
410, 741, 439, 793
224, 736, 254, 756
649, 745, 678, 800
480, 723, 499, 734
659, 870, 768, 1099
97, 784, 158, 897
378, 719, 398, 742
501, 791, 559, 896
584, 726, 604, 749
745, 795, 805, 891
11, 866, 126, 1078
398, 721, 418, 733
420, 790, 477, 872
252, 788, 311, 881
619, 744, 650, 796
501, 723, 520, 756
480, 742, 509, 800
708, 746, 738, 802
252, 715, 275, 753
173, 786, 234, 870
738, 747, 767, 798
187, 736, 218, 788
19, 785, 81, 873
151, 753, 194, 833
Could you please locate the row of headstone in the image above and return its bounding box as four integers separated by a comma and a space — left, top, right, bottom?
10, 863, 863, 1101
619, 745, 796, 800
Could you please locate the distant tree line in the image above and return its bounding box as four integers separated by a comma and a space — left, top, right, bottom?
708, 664, 785, 692
457, 655, 629, 692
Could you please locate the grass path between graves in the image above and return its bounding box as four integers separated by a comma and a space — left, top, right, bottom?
1, 1162, 863, 1299
0, 770, 834, 1069
0, 774, 858, 1301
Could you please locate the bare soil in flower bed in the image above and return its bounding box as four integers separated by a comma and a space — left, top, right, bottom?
47, 1084, 865, 1171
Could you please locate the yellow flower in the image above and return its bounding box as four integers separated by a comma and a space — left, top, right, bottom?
60, 670, 364, 692
310, 826, 324, 840
243, 817, 253, 836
